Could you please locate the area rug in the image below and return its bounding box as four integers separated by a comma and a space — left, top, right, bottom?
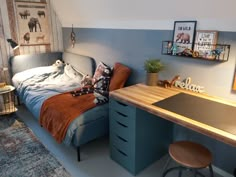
0, 114, 71, 177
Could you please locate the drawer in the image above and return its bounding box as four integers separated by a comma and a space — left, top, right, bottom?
110, 109, 134, 127
109, 98, 136, 117
110, 117, 134, 141
110, 132, 135, 156
110, 145, 135, 174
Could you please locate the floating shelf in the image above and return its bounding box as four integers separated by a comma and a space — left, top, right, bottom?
162, 41, 231, 62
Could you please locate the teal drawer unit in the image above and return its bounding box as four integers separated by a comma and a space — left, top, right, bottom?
109, 98, 136, 174
109, 98, 173, 175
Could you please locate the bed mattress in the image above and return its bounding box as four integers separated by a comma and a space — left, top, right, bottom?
12, 64, 108, 145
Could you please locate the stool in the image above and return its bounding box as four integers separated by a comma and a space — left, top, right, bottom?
162, 141, 214, 177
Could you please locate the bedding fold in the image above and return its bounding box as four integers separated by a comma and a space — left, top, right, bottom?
40, 92, 96, 143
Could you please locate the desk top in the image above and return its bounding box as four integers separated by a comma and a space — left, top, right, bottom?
110, 84, 236, 147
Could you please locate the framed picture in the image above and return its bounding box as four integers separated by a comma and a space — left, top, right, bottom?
233, 68, 236, 91
172, 21, 197, 54
15, 1, 50, 45
194, 30, 218, 59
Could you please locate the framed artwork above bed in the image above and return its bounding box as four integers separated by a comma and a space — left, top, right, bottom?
15, 0, 50, 46
6, 0, 52, 55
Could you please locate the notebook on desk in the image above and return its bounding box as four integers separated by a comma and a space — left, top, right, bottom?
152, 93, 236, 135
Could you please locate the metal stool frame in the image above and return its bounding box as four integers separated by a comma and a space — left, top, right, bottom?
162, 156, 214, 177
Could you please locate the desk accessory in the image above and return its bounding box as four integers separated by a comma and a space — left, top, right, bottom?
158, 75, 180, 88
174, 77, 204, 93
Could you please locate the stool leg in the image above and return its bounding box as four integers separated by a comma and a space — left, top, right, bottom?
162, 167, 183, 177
161, 156, 171, 176
209, 164, 214, 177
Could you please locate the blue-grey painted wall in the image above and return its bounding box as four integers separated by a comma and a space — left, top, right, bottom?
63, 28, 236, 174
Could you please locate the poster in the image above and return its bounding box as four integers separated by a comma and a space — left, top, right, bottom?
15, 1, 50, 45
172, 21, 197, 54
194, 31, 218, 59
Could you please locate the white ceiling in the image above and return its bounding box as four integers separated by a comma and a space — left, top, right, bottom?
51, 0, 236, 31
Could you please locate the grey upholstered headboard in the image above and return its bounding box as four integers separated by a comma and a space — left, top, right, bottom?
9, 52, 62, 77
9, 52, 96, 77
62, 52, 95, 76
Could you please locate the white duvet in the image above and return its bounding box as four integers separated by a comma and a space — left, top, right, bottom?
12, 63, 83, 119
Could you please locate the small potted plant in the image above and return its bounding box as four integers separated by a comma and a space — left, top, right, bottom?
144, 58, 164, 86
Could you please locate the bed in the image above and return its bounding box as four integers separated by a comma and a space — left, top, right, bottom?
9, 52, 111, 161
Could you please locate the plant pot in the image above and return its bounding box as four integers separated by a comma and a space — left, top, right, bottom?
146, 73, 158, 86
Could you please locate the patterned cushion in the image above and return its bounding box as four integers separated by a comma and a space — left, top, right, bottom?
93, 62, 112, 84
93, 62, 112, 104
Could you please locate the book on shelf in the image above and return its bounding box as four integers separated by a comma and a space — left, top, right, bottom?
0, 82, 6, 88
0, 85, 11, 92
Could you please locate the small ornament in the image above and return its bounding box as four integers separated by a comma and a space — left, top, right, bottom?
158, 75, 180, 88
70, 24, 76, 48
171, 43, 177, 55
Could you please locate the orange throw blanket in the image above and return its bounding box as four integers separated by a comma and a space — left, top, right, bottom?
40, 92, 96, 143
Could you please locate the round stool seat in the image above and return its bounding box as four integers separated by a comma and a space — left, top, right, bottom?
169, 141, 212, 169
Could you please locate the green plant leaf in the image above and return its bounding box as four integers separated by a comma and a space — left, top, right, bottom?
144, 59, 164, 73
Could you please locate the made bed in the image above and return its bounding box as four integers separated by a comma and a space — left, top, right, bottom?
9, 52, 131, 161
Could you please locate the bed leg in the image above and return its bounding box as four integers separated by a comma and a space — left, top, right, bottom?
16, 95, 20, 105
77, 146, 80, 162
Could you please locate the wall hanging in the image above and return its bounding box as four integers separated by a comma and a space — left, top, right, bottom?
70, 24, 76, 48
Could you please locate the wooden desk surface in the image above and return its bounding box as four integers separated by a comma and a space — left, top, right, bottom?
110, 83, 236, 147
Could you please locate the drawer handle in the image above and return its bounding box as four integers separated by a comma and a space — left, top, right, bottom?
116, 111, 127, 117
116, 134, 128, 142
116, 101, 127, 107
116, 121, 127, 128
114, 146, 127, 157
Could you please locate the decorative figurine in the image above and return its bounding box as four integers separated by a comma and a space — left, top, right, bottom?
167, 42, 172, 54
192, 51, 199, 58
158, 75, 180, 88
171, 43, 177, 55
211, 48, 223, 59
181, 48, 193, 57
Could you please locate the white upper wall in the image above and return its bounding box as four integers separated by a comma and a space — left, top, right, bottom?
52, 0, 236, 31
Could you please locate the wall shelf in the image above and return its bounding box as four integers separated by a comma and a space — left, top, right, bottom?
162, 41, 231, 62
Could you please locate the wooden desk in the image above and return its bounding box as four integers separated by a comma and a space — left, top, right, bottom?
110, 83, 236, 147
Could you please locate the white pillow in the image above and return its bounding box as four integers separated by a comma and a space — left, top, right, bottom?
64, 64, 83, 80
12, 66, 60, 87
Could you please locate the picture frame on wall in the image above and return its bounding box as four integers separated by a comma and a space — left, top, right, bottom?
15, 0, 50, 45
194, 30, 218, 59
172, 21, 197, 54
233, 68, 236, 91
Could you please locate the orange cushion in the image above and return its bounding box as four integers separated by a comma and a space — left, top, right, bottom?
109, 63, 131, 91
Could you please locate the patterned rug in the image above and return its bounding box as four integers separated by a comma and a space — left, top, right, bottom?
0, 114, 71, 177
